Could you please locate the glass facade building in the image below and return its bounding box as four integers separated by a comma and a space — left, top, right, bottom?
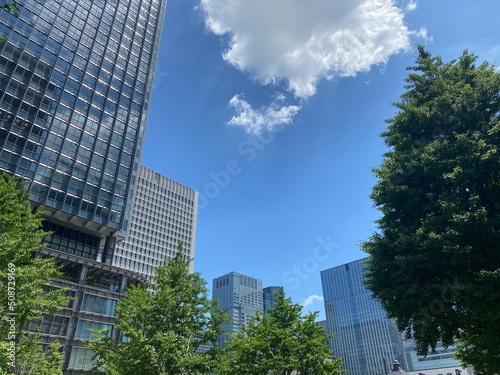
113, 165, 198, 279
0, 0, 166, 247
263, 285, 283, 313
404, 338, 461, 372
321, 258, 407, 375
0, 1, 167, 373
213, 272, 263, 347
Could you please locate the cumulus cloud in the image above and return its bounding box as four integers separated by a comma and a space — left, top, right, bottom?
227, 95, 300, 134
406, 0, 418, 11
201, 0, 414, 99
302, 294, 324, 307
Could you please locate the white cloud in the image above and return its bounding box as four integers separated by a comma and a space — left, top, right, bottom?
412, 27, 433, 44
485, 45, 500, 69
201, 0, 414, 98
227, 95, 300, 134
302, 294, 324, 307
406, 0, 418, 11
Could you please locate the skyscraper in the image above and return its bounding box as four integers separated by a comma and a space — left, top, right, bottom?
0, 0, 167, 372
212, 272, 263, 347
263, 285, 283, 313
113, 165, 198, 279
321, 258, 407, 375
0, 0, 166, 260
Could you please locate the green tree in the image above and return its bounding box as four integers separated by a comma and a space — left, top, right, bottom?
0, 173, 70, 373
88, 248, 229, 375
11, 333, 63, 375
218, 291, 343, 375
361, 47, 500, 373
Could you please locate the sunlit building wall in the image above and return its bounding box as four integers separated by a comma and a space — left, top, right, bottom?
213, 272, 263, 347
321, 258, 407, 375
113, 165, 198, 279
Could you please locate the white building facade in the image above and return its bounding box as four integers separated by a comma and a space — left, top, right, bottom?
113, 165, 198, 278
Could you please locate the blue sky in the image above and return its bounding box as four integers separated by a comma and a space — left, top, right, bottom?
142, 0, 500, 319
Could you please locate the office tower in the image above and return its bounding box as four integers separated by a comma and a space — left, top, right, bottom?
212, 272, 263, 347
0, 0, 166, 244
262, 285, 283, 313
0, 0, 167, 372
113, 165, 198, 279
321, 258, 407, 375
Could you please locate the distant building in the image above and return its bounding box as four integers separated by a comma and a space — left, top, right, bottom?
321, 258, 407, 375
406, 366, 473, 375
263, 285, 283, 313
113, 165, 198, 279
403, 338, 461, 372
212, 272, 263, 347
317, 319, 328, 330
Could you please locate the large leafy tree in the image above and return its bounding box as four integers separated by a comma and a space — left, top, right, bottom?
362, 47, 500, 373
88, 248, 229, 375
218, 291, 343, 375
0, 173, 70, 373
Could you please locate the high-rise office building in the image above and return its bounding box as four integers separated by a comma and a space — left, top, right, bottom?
263, 285, 283, 313
113, 165, 198, 279
321, 258, 407, 375
212, 272, 263, 347
0, 0, 167, 372
0, 0, 166, 243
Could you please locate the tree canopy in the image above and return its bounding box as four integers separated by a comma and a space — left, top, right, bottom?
0, 173, 70, 373
88, 248, 229, 375
362, 47, 500, 373
218, 290, 343, 375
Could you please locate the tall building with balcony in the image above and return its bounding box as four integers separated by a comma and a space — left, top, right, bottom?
0, 0, 167, 373
321, 258, 407, 375
212, 272, 263, 347
113, 165, 198, 279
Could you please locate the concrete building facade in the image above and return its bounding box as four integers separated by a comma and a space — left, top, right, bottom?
113, 165, 198, 279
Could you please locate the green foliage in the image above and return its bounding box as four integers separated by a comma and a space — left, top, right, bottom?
88, 246, 229, 375
361, 47, 500, 373
10, 333, 63, 375
2, 0, 19, 16
0, 173, 71, 372
218, 291, 343, 375
1, 0, 19, 42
